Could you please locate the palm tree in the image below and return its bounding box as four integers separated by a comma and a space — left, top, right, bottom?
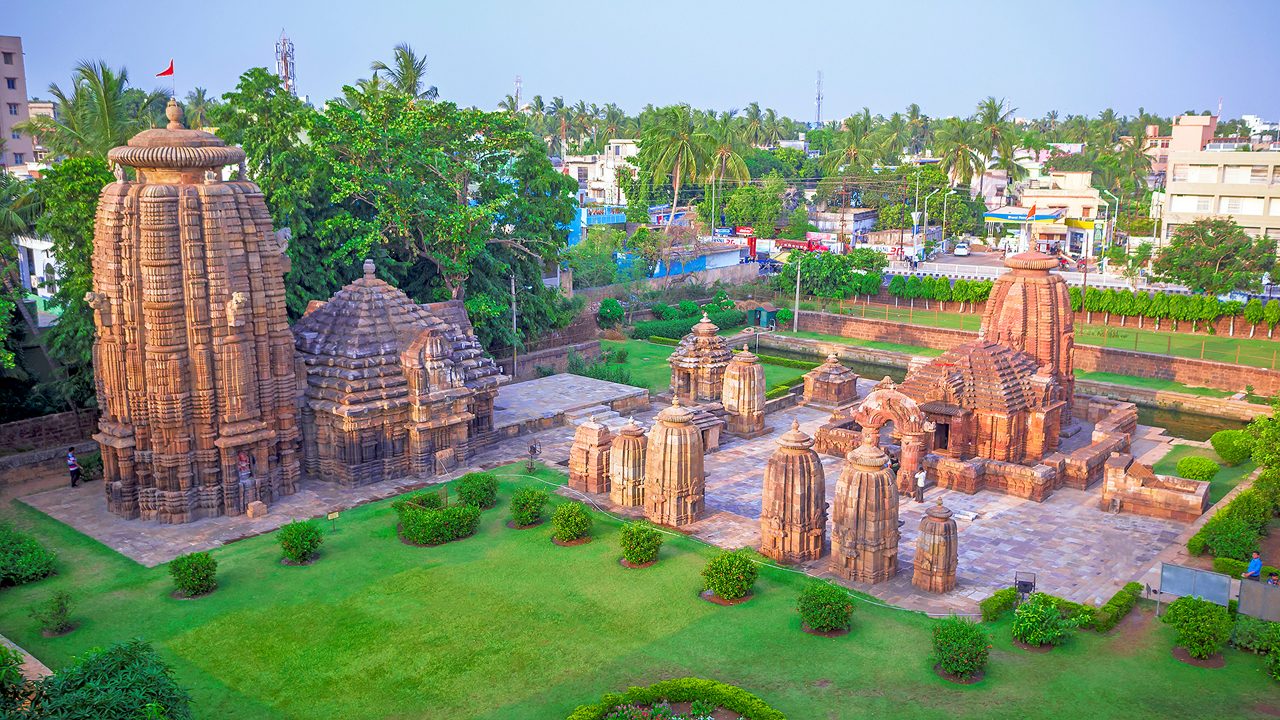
905, 103, 929, 154
704, 113, 750, 228
334, 74, 390, 110
762, 108, 784, 147
876, 112, 911, 163
183, 87, 216, 129
370, 43, 438, 100
933, 118, 985, 189
742, 102, 764, 147
640, 105, 710, 228
17, 61, 151, 158
975, 96, 1015, 194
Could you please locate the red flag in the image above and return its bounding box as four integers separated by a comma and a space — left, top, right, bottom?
156, 60, 174, 77
1026, 204, 1036, 220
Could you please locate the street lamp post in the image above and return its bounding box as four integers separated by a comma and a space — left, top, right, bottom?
923, 188, 941, 258
941, 190, 958, 250
793, 256, 801, 332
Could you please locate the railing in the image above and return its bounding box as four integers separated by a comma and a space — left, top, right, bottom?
887, 261, 1183, 292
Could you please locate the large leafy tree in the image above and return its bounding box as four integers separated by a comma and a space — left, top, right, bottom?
16, 61, 164, 159
0, 172, 40, 370
214, 67, 358, 316
34, 157, 114, 407
1152, 218, 1275, 295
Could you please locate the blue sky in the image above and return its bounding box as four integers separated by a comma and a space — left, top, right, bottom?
8, 0, 1279, 121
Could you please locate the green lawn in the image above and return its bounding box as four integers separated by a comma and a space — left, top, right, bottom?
1073, 372, 1233, 399
0, 465, 1275, 719
601, 339, 808, 395
1152, 445, 1257, 504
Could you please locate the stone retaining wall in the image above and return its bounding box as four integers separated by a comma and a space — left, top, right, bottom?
1074, 379, 1268, 421
494, 341, 602, 383
0, 409, 97, 454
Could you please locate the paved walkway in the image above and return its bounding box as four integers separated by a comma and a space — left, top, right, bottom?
1, 634, 50, 680
492, 373, 647, 431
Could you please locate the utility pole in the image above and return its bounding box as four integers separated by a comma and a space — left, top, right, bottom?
514, 75, 522, 110
510, 273, 518, 379
793, 259, 801, 332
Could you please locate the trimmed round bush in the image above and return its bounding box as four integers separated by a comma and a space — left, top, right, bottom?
399, 503, 481, 546
169, 551, 217, 597
1012, 592, 1074, 646
509, 487, 550, 527
1176, 455, 1220, 483
618, 521, 664, 565
796, 580, 854, 632
1163, 596, 1232, 660
278, 520, 324, 563
567, 677, 784, 720
701, 548, 759, 601
551, 502, 592, 542
597, 298, 624, 327
0, 521, 56, 587
1210, 429, 1254, 466
931, 616, 990, 679
456, 472, 499, 509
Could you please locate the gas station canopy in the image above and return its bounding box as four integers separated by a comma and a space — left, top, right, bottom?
983, 206, 1066, 224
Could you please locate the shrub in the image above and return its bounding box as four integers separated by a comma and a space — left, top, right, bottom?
1212, 556, 1280, 578
551, 502, 593, 542
456, 472, 499, 509
1270, 648, 1280, 681
676, 300, 700, 317
1052, 597, 1096, 630
979, 587, 1018, 621
1204, 515, 1260, 560
1163, 596, 1233, 659
796, 581, 854, 632
648, 335, 680, 346
0, 644, 22, 709
751, 352, 820, 370
1094, 582, 1143, 633
651, 302, 677, 320
701, 548, 760, 601
1175, 455, 1220, 482
775, 307, 794, 326
1231, 616, 1280, 653
931, 616, 990, 679
566, 677, 785, 720
278, 520, 324, 563
1219, 489, 1273, 534
393, 490, 445, 513
1013, 592, 1075, 646
510, 487, 550, 527
0, 521, 56, 587
27, 639, 192, 720
169, 551, 217, 597
399, 503, 481, 546
1210, 429, 1254, 466
619, 521, 664, 565
629, 310, 746, 340
28, 590, 74, 635
597, 298, 624, 327
1186, 532, 1208, 556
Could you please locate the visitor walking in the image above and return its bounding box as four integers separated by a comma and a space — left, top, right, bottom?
1267, 572, 1279, 587
1242, 551, 1263, 581
67, 447, 81, 488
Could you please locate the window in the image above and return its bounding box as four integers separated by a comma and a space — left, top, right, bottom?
1272, 199, 1280, 217
4, 77, 14, 90
1170, 195, 1213, 213
9, 131, 17, 140
1171, 164, 1188, 182
1, 52, 12, 65
1219, 197, 1264, 215
1223, 165, 1269, 184
1081, 207, 1092, 219
6, 103, 17, 116
12, 153, 22, 164
1187, 165, 1219, 183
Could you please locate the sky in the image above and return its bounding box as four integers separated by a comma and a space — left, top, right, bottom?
7, 0, 1279, 122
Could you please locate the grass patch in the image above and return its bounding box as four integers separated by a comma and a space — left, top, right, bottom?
777, 330, 943, 357
601, 339, 806, 395
1152, 445, 1256, 504
1074, 372, 1233, 399
0, 464, 1275, 719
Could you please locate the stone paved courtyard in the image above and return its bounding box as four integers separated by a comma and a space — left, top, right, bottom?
19, 374, 1191, 614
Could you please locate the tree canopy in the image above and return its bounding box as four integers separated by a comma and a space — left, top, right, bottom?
1152, 218, 1275, 295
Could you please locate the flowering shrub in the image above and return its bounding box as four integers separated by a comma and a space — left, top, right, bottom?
796, 581, 854, 632
1012, 592, 1075, 646
701, 548, 759, 601
551, 502, 593, 542
278, 520, 324, 563
931, 616, 990, 679
169, 552, 217, 597
619, 521, 664, 565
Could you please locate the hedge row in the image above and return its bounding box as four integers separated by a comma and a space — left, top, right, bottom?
1187, 487, 1274, 560
567, 678, 786, 720
745, 351, 820, 371
629, 310, 746, 340
1213, 557, 1280, 579
1093, 582, 1143, 633
978, 582, 1141, 633
765, 378, 805, 400
649, 336, 680, 346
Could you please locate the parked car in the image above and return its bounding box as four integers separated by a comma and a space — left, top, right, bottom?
953, 242, 971, 257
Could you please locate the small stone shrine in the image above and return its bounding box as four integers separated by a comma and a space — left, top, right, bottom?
912, 499, 959, 593
760, 420, 827, 563
802, 354, 859, 409
722, 345, 767, 438
292, 260, 505, 487
831, 431, 900, 583
608, 418, 647, 507
568, 416, 612, 494
668, 313, 733, 404
644, 398, 706, 526
90, 100, 300, 523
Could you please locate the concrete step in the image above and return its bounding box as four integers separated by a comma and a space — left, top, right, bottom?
570, 410, 621, 427
564, 404, 613, 421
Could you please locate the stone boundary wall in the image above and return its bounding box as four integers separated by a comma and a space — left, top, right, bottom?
494, 341, 602, 383
1074, 379, 1269, 422
796, 310, 1280, 396
0, 409, 97, 454
575, 263, 761, 301
0, 439, 98, 478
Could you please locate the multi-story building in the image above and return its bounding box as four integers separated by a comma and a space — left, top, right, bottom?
26, 99, 56, 164
1161, 114, 1280, 250
1014, 170, 1107, 256
0, 36, 34, 175
561, 139, 639, 205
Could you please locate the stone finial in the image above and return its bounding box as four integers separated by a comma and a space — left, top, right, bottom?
671, 396, 681, 407
165, 98, 185, 130
363, 259, 376, 279
792, 418, 800, 431
827, 353, 840, 364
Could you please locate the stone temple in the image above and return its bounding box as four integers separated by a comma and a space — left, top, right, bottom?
90, 100, 300, 523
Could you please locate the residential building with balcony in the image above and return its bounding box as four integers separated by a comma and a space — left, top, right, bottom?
1161, 114, 1280, 250
26, 99, 56, 164
1, 36, 35, 176
561, 139, 639, 205
1013, 171, 1107, 256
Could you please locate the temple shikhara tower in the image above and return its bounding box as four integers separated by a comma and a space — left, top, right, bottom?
831, 433, 900, 583
760, 420, 827, 563
644, 399, 706, 526
608, 418, 647, 507
90, 100, 300, 523
912, 499, 959, 593
722, 345, 767, 438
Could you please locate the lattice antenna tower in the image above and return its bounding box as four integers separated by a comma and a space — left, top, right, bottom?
515, 75, 523, 110
276, 29, 297, 96
814, 71, 823, 127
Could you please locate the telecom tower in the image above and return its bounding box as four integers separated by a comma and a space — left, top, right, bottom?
276, 29, 297, 95
515, 75, 522, 110
814, 71, 823, 128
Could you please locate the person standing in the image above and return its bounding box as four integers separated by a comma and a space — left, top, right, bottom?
67, 447, 81, 488
1242, 551, 1263, 581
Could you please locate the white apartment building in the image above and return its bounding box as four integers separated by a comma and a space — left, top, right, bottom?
561, 139, 639, 205
1162, 114, 1280, 249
